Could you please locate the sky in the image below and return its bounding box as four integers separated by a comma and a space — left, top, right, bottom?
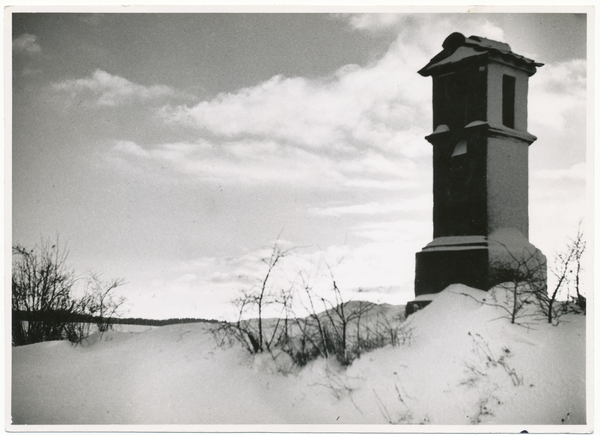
9, 9, 590, 321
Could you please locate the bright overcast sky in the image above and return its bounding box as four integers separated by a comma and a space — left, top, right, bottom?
10, 9, 590, 320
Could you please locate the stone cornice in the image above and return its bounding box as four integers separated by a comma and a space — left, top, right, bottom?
425, 122, 537, 146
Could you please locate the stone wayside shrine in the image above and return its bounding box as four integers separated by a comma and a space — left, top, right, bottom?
406, 32, 547, 315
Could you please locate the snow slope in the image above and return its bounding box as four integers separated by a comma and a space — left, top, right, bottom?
10, 284, 588, 430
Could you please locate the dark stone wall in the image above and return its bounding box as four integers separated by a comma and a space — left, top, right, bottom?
414, 247, 490, 297
431, 132, 488, 238
432, 65, 487, 131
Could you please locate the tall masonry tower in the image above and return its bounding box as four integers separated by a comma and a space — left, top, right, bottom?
407, 33, 546, 315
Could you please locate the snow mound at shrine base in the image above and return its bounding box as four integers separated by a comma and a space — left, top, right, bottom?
11, 284, 587, 427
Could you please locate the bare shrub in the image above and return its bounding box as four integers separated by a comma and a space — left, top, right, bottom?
488, 243, 547, 325
280, 271, 381, 367
484, 226, 587, 326
464, 332, 522, 387
316, 365, 363, 413
373, 382, 413, 424
215, 241, 294, 355
78, 273, 127, 339
550, 225, 586, 319
218, 242, 407, 368
12, 237, 126, 346
12, 238, 78, 346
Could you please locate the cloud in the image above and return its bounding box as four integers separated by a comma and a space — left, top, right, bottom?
159, 17, 524, 159
145, 23, 442, 191
533, 162, 587, 182
52, 69, 178, 107
13, 33, 41, 54
160, 37, 431, 154
113, 18, 579, 195
477, 21, 505, 41
341, 12, 504, 43
112, 138, 336, 186
110, 134, 432, 192
340, 13, 408, 32
529, 158, 588, 258
309, 196, 429, 217
529, 59, 587, 131
339, 13, 505, 45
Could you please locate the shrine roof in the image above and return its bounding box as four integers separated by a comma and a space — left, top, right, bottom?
418, 33, 544, 77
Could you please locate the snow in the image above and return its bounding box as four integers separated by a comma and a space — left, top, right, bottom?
9, 284, 588, 431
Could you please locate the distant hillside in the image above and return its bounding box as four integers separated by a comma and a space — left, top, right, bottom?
249, 301, 405, 325
324, 300, 406, 321
294, 300, 406, 326
113, 316, 220, 327
12, 310, 219, 328
13, 301, 404, 330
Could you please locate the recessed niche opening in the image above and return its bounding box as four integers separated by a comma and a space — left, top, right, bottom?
502, 75, 516, 129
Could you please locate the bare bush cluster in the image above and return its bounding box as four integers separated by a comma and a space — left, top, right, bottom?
463, 332, 522, 387
374, 382, 414, 424
277, 282, 409, 367
488, 245, 548, 326
12, 237, 126, 346
466, 226, 587, 326
215, 243, 407, 367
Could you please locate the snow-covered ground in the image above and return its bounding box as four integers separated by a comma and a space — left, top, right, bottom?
10, 284, 588, 431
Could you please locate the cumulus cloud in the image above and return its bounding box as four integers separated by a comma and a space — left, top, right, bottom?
13, 33, 41, 54
52, 69, 177, 106
309, 195, 429, 217
529, 59, 587, 131
525, 58, 588, 257
159, 16, 524, 159
477, 21, 505, 41
113, 138, 339, 186
111, 17, 583, 196
145, 22, 441, 191
530, 183, 587, 255
111, 134, 431, 192
161, 66, 428, 154
159, 20, 450, 156
530, 161, 587, 227
533, 162, 587, 182
341, 13, 408, 32
341, 12, 505, 44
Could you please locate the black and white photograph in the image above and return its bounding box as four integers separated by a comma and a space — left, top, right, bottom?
7, 6, 592, 430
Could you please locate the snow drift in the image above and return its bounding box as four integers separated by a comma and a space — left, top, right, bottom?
10, 284, 587, 430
